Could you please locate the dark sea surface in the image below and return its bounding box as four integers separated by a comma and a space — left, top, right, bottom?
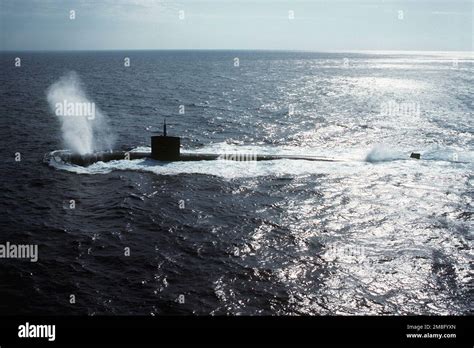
0, 50, 472, 315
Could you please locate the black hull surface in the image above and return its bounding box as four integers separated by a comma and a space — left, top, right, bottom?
46, 151, 343, 167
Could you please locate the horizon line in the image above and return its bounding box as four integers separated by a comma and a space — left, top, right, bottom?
1, 48, 473, 55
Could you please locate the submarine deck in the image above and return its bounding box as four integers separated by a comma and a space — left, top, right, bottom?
50, 151, 343, 166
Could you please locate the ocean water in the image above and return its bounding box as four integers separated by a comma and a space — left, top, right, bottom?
0, 50, 472, 315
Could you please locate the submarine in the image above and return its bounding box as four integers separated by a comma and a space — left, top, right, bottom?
48, 120, 421, 167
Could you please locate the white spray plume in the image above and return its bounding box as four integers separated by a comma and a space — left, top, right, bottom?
365, 144, 405, 163
47, 71, 115, 154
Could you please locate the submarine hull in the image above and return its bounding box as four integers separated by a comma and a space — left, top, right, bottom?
46, 120, 420, 167
47, 151, 342, 167
48, 151, 150, 166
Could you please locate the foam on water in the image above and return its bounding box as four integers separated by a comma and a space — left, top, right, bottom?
364, 144, 406, 163
46, 142, 473, 179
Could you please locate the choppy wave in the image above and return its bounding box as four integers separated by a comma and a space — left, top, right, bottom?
3, 50, 473, 315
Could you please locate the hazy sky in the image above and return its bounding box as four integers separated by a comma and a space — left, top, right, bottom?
0, 0, 472, 51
